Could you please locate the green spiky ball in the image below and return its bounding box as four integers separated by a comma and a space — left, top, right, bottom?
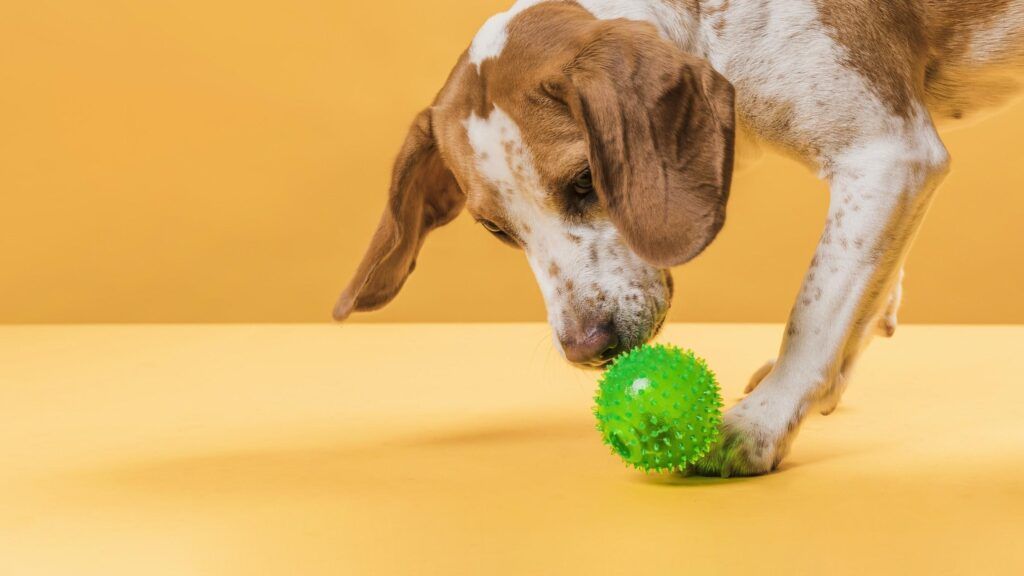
594, 344, 723, 473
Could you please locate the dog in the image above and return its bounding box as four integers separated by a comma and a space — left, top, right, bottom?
334, 0, 1024, 476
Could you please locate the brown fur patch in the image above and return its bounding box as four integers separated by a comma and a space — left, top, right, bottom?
920, 0, 1023, 120
815, 0, 927, 118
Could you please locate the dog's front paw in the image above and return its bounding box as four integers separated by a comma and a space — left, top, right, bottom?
687, 391, 802, 477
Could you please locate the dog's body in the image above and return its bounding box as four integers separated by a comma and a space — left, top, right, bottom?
337, 0, 1024, 475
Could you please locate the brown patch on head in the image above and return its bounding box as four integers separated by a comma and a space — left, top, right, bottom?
355, 3, 676, 360
459, 3, 735, 268
478, 4, 596, 189
814, 0, 926, 118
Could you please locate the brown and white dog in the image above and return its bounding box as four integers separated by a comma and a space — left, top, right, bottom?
335, 0, 1024, 476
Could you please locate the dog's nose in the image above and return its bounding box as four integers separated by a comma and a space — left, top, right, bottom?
562, 322, 622, 366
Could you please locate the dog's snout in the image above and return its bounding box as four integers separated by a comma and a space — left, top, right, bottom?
561, 322, 622, 366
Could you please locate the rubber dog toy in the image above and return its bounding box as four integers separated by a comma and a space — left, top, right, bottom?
594, 344, 723, 472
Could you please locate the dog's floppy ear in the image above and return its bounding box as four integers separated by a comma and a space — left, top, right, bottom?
333, 108, 464, 321
565, 22, 735, 268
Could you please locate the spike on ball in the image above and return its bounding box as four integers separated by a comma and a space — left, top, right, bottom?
593, 343, 723, 473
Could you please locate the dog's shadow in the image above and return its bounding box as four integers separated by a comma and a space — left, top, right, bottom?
60, 416, 785, 498
58, 415, 873, 525
26, 415, 909, 576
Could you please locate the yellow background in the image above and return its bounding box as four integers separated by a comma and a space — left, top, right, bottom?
2, 0, 1022, 324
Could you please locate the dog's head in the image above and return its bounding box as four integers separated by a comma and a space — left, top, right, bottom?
335, 2, 735, 367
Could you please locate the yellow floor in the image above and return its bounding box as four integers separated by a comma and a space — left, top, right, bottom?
1, 324, 1022, 575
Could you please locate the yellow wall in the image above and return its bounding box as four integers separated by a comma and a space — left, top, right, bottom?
2, 1, 1022, 324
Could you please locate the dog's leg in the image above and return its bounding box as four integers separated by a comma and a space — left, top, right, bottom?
692, 120, 949, 477
745, 266, 903, 403
816, 266, 906, 414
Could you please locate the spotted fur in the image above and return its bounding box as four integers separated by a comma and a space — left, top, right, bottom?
338, 0, 1023, 476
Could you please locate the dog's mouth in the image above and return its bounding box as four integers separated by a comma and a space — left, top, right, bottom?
605, 275, 673, 368
556, 271, 673, 370
573, 309, 671, 371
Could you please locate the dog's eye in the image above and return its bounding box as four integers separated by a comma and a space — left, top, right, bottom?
479, 219, 503, 233
563, 167, 598, 219
477, 219, 518, 247
573, 168, 594, 195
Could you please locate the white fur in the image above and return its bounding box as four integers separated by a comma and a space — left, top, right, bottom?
469, 0, 699, 70
701, 0, 897, 170
464, 106, 532, 194
710, 111, 950, 475
685, 2, 958, 475
469, 0, 546, 69
780, 115, 948, 389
